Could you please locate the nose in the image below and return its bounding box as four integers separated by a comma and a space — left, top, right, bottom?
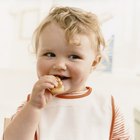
53, 59, 67, 71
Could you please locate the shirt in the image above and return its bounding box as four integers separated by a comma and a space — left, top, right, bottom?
10, 87, 131, 140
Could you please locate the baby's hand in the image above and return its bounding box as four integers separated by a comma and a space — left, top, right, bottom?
50, 77, 64, 95
29, 75, 60, 109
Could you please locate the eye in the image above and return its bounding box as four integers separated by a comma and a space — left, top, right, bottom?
69, 54, 81, 60
43, 52, 55, 57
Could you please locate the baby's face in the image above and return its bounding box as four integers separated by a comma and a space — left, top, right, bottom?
36, 22, 97, 93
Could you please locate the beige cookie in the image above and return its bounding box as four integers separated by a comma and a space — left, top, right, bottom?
50, 77, 64, 95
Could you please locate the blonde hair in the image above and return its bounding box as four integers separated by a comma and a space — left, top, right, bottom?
33, 6, 105, 53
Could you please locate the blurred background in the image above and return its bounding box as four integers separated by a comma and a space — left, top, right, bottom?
0, 0, 140, 139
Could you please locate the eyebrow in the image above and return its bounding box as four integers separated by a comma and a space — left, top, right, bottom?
39, 47, 53, 52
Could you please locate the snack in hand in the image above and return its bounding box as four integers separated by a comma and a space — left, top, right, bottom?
50, 77, 64, 95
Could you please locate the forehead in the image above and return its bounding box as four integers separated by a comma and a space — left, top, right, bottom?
38, 22, 96, 51
39, 22, 66, 46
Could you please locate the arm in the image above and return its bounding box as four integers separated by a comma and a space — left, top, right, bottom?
3, 75, 59, 140
110, 96, 132, 140
3, 102, 41, 140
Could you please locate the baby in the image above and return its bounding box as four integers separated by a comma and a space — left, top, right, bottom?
3, 6, 131, 140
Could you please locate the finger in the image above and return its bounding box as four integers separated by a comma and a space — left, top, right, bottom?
56, 77, 62, 85
38, 82, 55, 91
45, 92, 53, 103
39, 75, 58, 87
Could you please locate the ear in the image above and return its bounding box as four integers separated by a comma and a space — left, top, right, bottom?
92, 55, 101, 67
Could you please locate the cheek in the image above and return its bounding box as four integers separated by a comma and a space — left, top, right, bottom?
36, 59, 50, 77
79, 70, 90, 82
71, 65, 91, 82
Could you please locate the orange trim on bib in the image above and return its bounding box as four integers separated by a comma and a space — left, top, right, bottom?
55, 87, 92, 99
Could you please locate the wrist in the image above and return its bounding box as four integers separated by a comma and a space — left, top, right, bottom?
27, 101, 44, 111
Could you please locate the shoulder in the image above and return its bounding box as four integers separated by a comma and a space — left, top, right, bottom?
88, 87, 114, 121
91, 88, 113, 107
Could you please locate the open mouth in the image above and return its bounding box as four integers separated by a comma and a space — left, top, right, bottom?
54, 75, 70, 80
